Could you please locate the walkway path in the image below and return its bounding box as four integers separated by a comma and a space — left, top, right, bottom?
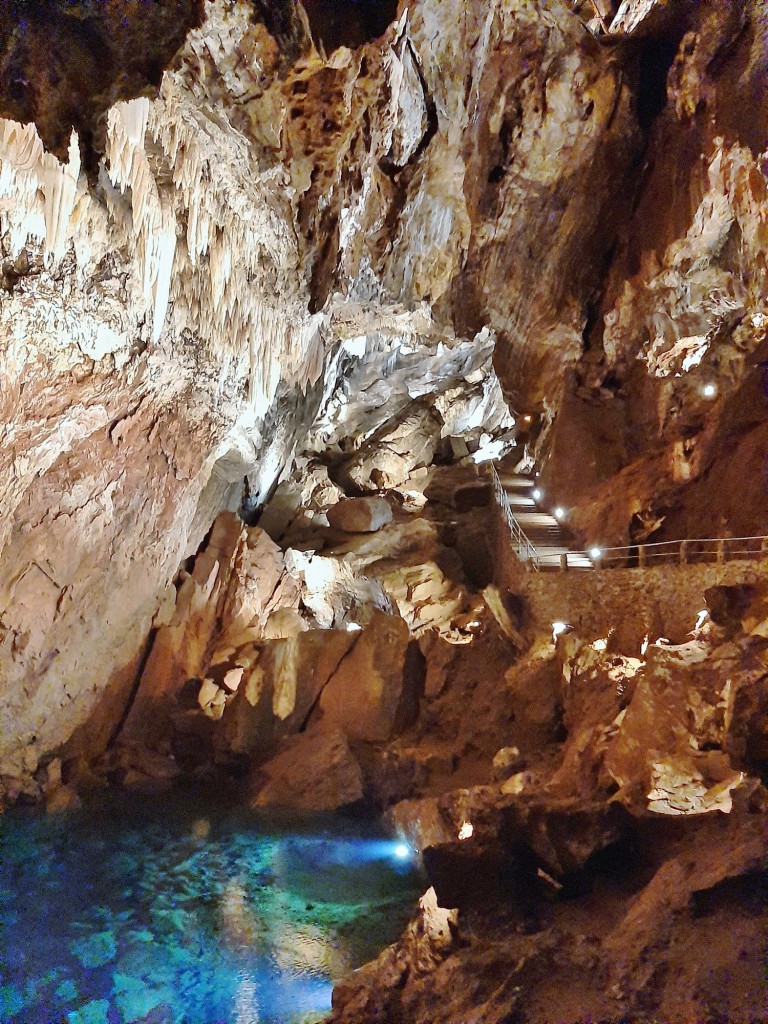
492, 468, 593, 570
491, 463, 768, 572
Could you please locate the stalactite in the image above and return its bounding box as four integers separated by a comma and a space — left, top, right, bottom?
0, 69, 329, 414
0, 120, 80, 262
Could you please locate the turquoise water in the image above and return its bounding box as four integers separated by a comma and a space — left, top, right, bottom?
0, 788, 420, 1024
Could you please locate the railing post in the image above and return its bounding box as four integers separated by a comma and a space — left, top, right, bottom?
490, 462, 540, 572
716, 539, 726, 564
638, 545, 647, 568
680, 540, 689, 565
560, 552, 568, 572
762, 537, 768, 559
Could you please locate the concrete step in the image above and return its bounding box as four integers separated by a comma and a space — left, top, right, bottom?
496, 469, 595, 570
496, 474, 537, 488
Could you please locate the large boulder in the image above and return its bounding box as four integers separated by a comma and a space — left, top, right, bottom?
327, 496, 393, 533
214, 628, 357, 760
316, 610, 423, 742
248, 725, 364, 812
118, 513, 243, 748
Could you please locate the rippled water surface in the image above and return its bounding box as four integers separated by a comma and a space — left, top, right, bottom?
0, 788, 420, 1024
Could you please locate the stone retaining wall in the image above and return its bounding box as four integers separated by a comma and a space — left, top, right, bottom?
493, 509, 768, 647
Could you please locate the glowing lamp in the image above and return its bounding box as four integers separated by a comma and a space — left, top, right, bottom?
532, 488, 543, 501
551, 621, 569, 640
589, 546, 602, 560
393, 843, 411, 861
553, 507, 566, 521
702, 383, 717, 398
458, 821, 474, 841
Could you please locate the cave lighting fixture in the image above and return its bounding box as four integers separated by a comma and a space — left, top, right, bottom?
553, 506, 566, 521
393, 842, 412, 861
457, 821, 474, 841
532, 488, 543, 501
695, 609, 708, 630
589, 546, 602, 560
702, 383, 717, 398
551, 621, 570, 640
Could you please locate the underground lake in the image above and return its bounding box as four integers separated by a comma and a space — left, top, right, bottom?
0, 787, 421, 1024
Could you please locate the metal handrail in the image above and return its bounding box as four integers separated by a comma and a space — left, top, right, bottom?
538, 535, 768, 570
489, 463, 540, 571
566, 535, 768, 554
488, 462, 767, 572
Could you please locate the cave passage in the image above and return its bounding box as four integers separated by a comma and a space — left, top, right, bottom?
301, 0, 399, 52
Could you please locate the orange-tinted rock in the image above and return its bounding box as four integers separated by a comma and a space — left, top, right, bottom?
44, 784, 82, 814
214, 628, 357, 759
327, 497, 393, 533
317, 610, 423, 742
118, 513, 243, 747
248, 725, 364, 812
220, 526, 289, 638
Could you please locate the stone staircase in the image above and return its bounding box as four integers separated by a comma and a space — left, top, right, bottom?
494, 470, 594, 570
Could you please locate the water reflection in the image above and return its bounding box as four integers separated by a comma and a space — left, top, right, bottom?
234, 974, 260, 1024
0, 790, 419, 1024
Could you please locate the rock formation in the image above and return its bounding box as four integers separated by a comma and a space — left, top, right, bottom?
330, 576, 768, 1024
0, 0, 766, 1020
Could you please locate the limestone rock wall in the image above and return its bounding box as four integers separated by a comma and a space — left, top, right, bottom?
330, 576, 768, 1024
0, 0, 765, 779
544, 0, 768, 545
0, 0, 624, 773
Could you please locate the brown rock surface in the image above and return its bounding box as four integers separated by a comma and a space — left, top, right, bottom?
0, 1, 206, 169
0, 0, 766, 1020
335, 743, 765, 1019
44, 784, 82, 815
546, 0, 768, 547
214, 627, 357, 761
317, 610, 423, 742
326, 496, 393, 533
329, 537, 768, 1023
248, 724, 364, 813
0, 0, 650, 774
119, 512, 243, 747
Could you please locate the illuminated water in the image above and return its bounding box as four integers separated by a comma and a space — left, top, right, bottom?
0, 788, 420, 1024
